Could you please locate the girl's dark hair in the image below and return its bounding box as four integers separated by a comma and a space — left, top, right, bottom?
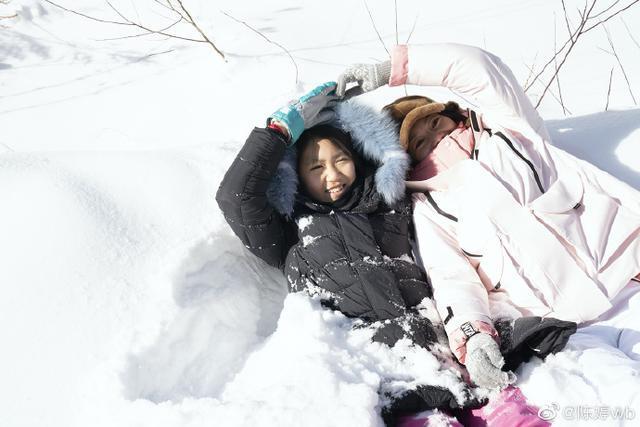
440, 101, 467, 125
296, 125, 354, 161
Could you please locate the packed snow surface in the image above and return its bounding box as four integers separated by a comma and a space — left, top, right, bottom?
1, 0, 639, 426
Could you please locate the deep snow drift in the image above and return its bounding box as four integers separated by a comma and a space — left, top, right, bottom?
1, 0, 639, 426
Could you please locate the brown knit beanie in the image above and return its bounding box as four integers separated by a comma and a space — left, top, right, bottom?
382, 95, 448, 152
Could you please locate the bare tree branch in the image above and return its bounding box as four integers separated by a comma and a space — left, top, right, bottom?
0, 4, 14, 60
394, 0, 399, 45
605, 66, 614, 110
523, 52, 538, 89
524, 63, 573, 114
101, 0, 206, 44
405, 14, 419, 44
553, 13, 568, 115
577, 0, 589, 22
0, 0, 16, 21
363, 0, 390, 57
94, 15, 183, 41
174, 0, 225, 59
43, 0, 225, 59
105, 0, 132, 23
528, 0, 639, 108
621, 16, 640, 49
591, 0, 623, 19
221, 10, 298, 84
525, 0, 639, 93
532, 2, 593, 109
583, 0, 639, 32
603, 24, 637, 104
43, 0, 134, 26
129, 0, 141, 22
597, 46, 614, 55
525, 0, 595, 93
152, 0, 175, 13
157, 0, 191, 25
561, 0, 573, 42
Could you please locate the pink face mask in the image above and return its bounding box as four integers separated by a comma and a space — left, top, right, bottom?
408, 125, 475, 181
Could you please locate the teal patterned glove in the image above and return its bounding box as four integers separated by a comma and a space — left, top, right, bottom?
269, 82, 339, 144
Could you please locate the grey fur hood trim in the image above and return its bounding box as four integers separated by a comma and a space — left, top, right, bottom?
266, 99, 409, 217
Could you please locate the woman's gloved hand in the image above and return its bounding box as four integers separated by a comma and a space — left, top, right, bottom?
269, 81, 339, 144
465, 333, 516, 389
336, 60, 391, 97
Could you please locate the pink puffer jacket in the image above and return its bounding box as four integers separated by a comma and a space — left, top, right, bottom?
392, 43, 640, 362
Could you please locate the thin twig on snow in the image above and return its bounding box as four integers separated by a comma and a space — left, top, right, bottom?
620, 16, 640, 49
42, 0, 226, 59
553, 13, 568, 115
221, 10, 298, 84
605, 66, 614, 110
603, 24, 637, 104
362, 0, 390, 58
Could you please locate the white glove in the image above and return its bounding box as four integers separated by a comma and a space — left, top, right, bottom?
336, 61, 391, 97
465, 333, 515, 389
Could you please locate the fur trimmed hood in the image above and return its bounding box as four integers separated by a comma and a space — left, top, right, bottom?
266, 100, 409, 217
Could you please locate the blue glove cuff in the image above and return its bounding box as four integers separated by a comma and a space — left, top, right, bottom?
270, 106, 304, 143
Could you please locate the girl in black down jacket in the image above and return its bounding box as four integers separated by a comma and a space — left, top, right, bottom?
215, 82, 575, 425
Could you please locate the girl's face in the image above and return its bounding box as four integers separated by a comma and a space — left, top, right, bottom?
299, 138, 356, 204
409, 114, 458, 162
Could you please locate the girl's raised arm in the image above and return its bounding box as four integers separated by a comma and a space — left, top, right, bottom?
216, 82, 339, 269
216, 127, 293, 270
390, 43, 549, 145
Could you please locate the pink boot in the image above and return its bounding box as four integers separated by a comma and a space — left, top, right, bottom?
460, 386, 549, 427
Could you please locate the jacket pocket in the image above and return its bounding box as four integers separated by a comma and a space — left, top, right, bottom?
528, 168, 584, 214
530, 170, 640, 271
529, 170, 584, 252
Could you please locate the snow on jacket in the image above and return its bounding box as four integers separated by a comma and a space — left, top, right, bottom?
392, 43, 640, 361
216, 99, 578, 419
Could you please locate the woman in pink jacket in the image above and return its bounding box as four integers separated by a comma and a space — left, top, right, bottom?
336, 43, 640, 397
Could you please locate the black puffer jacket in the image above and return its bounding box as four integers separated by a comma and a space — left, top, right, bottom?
216, 124, 470, 421
216, 127, 432, 323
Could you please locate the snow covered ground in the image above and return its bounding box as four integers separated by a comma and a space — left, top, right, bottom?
1, 0, 639, 426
